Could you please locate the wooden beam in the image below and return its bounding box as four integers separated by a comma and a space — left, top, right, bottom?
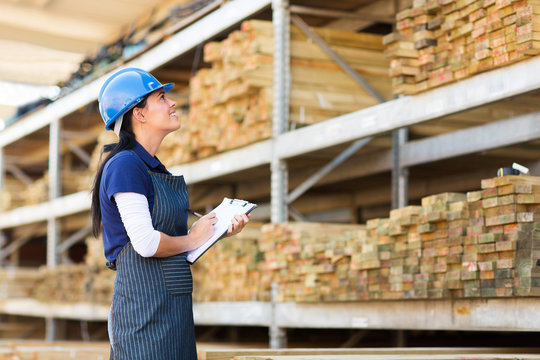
325, 0, 395, 32
289, 5, 394, 23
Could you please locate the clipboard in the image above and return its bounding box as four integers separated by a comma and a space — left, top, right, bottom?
186, 197, 257, 264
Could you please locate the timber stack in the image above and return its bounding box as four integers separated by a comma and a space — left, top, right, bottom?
31, 237, 114, 305
385, 0, 540, 95
191, 223, 265, 302
258, 222, 366, 302
160, 20, 391, 164
13, 176, 540, 304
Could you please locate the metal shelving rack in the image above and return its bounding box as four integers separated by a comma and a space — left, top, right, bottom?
1, 0, 540, 344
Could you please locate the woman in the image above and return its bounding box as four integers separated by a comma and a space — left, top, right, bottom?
91, 67, 250, 359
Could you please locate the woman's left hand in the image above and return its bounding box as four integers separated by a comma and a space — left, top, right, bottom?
225, 213, 251, 237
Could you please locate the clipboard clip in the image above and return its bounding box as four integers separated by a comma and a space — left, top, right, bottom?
228, 198, 249, 207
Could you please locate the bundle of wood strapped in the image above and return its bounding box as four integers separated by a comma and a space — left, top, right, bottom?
255, 176, 540, 302
385, 0, 540, 95
160, 20, 390, 163
474, 175, 540, 297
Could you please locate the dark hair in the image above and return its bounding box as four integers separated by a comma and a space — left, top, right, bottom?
91, 98, 147, 237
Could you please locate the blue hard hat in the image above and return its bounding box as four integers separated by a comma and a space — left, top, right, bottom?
98, 68, 174, 130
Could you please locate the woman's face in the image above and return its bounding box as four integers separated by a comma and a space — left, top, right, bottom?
141, 89, 179, 134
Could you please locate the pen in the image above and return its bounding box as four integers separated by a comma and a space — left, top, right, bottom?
188, 209, 203, 218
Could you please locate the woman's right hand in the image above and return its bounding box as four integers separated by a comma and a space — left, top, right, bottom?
188, 212, 217, 247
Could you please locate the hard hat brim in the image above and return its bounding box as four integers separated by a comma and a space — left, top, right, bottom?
104, 82, 175, 131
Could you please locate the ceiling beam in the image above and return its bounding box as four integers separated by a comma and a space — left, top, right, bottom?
0, 24, 101, 54
0, 2, 118, 43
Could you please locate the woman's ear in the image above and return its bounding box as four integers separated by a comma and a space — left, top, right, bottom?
132, 108, 146, 123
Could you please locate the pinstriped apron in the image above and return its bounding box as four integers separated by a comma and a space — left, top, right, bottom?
109, 170, 197, 360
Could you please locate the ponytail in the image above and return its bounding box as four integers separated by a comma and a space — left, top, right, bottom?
91, 98, 147, 237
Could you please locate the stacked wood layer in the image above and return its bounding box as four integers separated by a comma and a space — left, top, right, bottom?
0, 178, 27, 212
21, 170, 90, 206
11, 176, 540, 304
385, 0, 540, 95
31, 237, 114, 305
192, 175, 540, 302
160, 20, 391, 164
191, 223, 266, 302
0, 268, 42, 299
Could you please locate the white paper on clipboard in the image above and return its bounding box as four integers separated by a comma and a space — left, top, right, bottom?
186, 197, 257, 264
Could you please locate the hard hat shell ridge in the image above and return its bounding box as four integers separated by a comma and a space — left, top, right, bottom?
98, 68, 174, 130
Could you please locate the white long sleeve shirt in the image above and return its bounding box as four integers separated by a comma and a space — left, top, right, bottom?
113, 192, 161, 257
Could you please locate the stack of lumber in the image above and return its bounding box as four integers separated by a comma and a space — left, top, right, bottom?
0, 341, 110, 360
14, 176, 540, 305
385, 0, 540, 95
254, 176, 540, 302
156, 112, 194, 166
31, 237, 114, 305
463, 189, 485, 297
477, 175, 540, 297
0, 268, 42, 299
0, 178, 27, 212
387, 206, 422, 299
88, 131, 117, 174
22, 170, 90, 205
161, 20, 390, 163
84, 236, 115, 304
191, 224, 265, 302
258, 223, 367, 302
32, 264, 87, 303
364, 218, 391, 299
417, 192, 467, 299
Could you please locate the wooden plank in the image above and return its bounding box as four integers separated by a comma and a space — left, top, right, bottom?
159, 19, 390, 163
234, 354, 540, 360
198, 348, 540, 360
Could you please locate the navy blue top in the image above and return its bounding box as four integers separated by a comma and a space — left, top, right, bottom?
100, 141, 171, 262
